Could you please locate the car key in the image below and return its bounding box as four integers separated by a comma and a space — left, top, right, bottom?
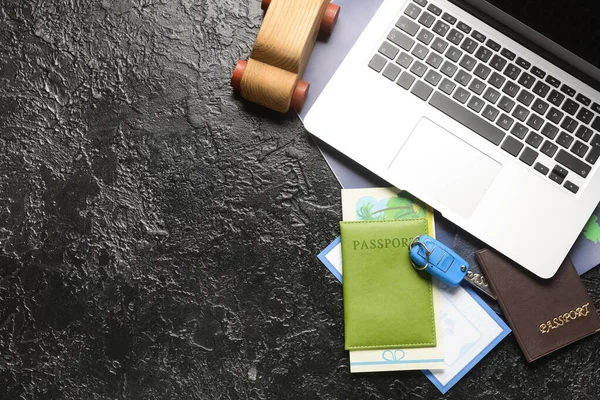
408, 235, 469, 287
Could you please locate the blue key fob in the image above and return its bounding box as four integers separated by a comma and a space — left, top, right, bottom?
408, 235, 469, 287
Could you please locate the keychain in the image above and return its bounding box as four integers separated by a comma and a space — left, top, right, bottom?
408, 235, 469, 287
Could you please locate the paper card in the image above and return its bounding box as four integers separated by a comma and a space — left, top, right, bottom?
340, 187, 445, 371
318, 238, 511, 387
423, 284, 510, 394
569, 203, 600, 275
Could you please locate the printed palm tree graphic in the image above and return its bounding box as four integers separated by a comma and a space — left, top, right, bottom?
356, 192, 427, 221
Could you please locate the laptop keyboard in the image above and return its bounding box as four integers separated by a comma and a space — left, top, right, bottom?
369, 0, 600, 195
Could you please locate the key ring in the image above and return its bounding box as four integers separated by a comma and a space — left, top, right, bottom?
409, 236, 430, 271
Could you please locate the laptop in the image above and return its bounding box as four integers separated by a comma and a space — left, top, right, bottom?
304, 0, 600, 278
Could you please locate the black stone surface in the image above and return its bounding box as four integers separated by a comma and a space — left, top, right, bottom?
0, 1, 599, 399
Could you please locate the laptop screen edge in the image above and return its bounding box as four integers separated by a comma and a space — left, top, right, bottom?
452, 0, 600, 92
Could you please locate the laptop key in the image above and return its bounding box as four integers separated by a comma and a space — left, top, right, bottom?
541, 140, 558, 157
483, 87, 500, 104
453, 87, 471, 104
457, 21, 471, 34
519, 147, 538, 166
526, 114, 544, 131
560, 84, 576, 97
388, 29, 415, 51
532, 99, 550, 116
499, 96, 516, 113
459, 55, 476, 71
534, 163, 550, 176
474, 63, 492, 80
445, 46, 463, 62
586, 134, 600, 164
475, 46, 492, 63
503, 64, 521, 80
411, 80, 434, 101
432, 20, 450, 36
418, 11, 436, 28
546, 107, 564, 124
485, 39, 501, 52
379, 41, 400, 60
557, 132, 574, 148
548, 90, 565, 107
525, 132, 543, 148
515, 57, 531, 70
412, 43, 430, 60
424, 69, 443, 86
564, 181, 579, 194
576, 94, 591, 107
440, 61, 458, 77
511, 123, 529, 139
571, 141, 589, 158
516, 90, 534, 106
382, 63, 402, 81
482, 105, 500, 122
454, 69, 472, 86
500, 48, 516, 61
410, 60, 428, 77
467, 96, 485, 113
556, 150, 591, 178
404, 3, 422, 19
532, 81, 550, 97
518, 72, 536, 89
397, 71, 416, 89
549, 165, 568, 185
427, 3, 442, 15
541, 123, 559, 140
439, 78, 457, 95
512, 105, 530, 122
426, 53, 443, 68
471, 30, 486, 42
369, 54, 387, 72
531, 66, 546, 79
593, 116, 600, 132
396, 16, 420, 36
468, 78, 486, 95
414, 0, 428, 6
447, 29, 464, 45
396, 52, 414, 69
417, 29, 435, 45
502, 81, 519, 98
442, 12, 457, 25
576, 126, 593, 142
561, 99, 579, 116
497, 114, 515, 131
461, 38, 478, 54
488, 72, 506, 88
429, 92, 505, 145
576, 108, 594, 124
502, 136, 524, 156
490, 55, 507, 71
431, 37, 449, 53
561, 116, 578, 133
545, 75, 561, 88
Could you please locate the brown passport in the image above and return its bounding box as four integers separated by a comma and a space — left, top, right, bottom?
477, 249, 600, 362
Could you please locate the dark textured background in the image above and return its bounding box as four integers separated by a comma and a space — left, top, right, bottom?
0, 1, 598, 399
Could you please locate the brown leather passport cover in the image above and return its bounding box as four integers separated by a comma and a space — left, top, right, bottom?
477, 249, 600, 362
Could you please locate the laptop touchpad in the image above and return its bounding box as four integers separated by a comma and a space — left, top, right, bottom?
388, 118, 501, 219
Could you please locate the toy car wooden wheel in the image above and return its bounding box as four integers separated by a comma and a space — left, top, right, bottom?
231, 59, 310, 112
232, 0, 339, 113
261, 0, 340, 35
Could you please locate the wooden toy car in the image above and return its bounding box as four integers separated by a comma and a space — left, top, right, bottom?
231, 0, 340, 113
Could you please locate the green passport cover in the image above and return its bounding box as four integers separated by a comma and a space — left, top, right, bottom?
340, 219, 436, 350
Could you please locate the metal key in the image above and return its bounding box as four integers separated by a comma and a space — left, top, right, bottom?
408, 235, 469, 287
